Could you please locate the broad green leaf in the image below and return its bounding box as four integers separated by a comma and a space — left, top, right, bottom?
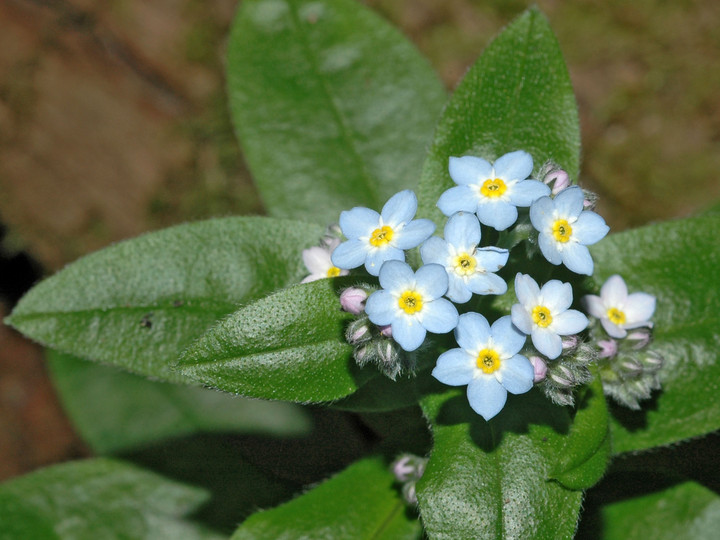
596, 481, 720, 540
591, 214, 720, 453
0, 458, 221, 540
48, 351, 312, 454
550, 375, 611, 490
231, 457, 421, 540
228, 0, 446, 223
417, 389, 583, 539
178, 278, 364, 402
7, 217, 323, 383
416, 7, 580, 226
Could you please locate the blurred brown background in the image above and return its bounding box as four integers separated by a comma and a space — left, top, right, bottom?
1, 0, 719, 481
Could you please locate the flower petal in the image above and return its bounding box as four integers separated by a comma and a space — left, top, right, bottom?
581, 294, 605, 319
511, 303, 533, 334
467, 272, 507, 296
331, 239, 368, 270
540, 280, 573, 313
514, 273, 540, 307
491, 316, 526, 356
303, 246, 332, 275
378, 259, 414, 291
477, 199, 518, 231
494, 150, 533, 181
446, 275, 472, 304
444, 212, 481, 249
625, 292, 656, 323
437, 185, 477, 216
455, 312, 491, 351
498, 354, 534, 394
553, 185, 584, 218
339, 207, 379, 239
421, 298, 459, 334
394, 219, 435, 249
365, 246, 404, 276
601, 317, 627, 339
381, 190, 417, 226
392, 315, 427, 352
552, 309, 589, 335
531, 327, 563, 359
365, 290, 397, 326
449, 156, 492, 185
572, 211, 609, 245
538, 233, 563, 265
475, 247, 509, 273
561, 242, 594, 275
530, 196, 555, 231
509, 180, 551, 207
601, 275, 628, 307
415, 263, 449, 300
467, 376, 507, 421
433, 349, 475, 386
420, 236, 449, 265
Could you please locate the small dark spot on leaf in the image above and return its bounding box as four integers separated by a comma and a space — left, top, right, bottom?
140, 313, 153, 329
504, 499, 510, 505
173, 300, 184, 307
542, 437, 548, 442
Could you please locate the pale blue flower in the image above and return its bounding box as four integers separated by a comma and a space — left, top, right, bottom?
332, 190, 435, 276
582, 274, 656, 338
432, 313, 533, 420
511, 273, 589, 359
420, 212, 509, 303
529, 186, 609, 275
301, 237, 349, 283
437, 150, 550, 231
365, 261, 458, 352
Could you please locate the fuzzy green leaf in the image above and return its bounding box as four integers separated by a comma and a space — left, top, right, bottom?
228, 0, 446, 223
591, 214, 720, 453
231, 457, 421, 540
7, 217, 323, 383
0, 458, 221, 539
417, 389, 583, 539
178, 278, 364, 402
417, 7, 580, 227
48, 351, 312, 454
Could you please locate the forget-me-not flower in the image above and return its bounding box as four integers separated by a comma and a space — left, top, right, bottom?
437, 150, 550, 231
433, 313, 534, 420
582, 274, 656, 338
530, 186, 609, 275
511, 273, 589, 359
301, 238, 349, 283
332, 190, 435, 276
420, 212, 509, 303
365, 260, 458, 351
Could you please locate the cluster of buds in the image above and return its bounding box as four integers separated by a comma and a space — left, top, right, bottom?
532, 335, 597, 406
341, 286, 416, 380
594, 328, 663, 409
391, 454, 428, 505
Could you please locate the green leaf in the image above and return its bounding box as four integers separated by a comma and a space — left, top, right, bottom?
178, 278, 364, 402
591, 214, 720, 453
550, 375, 611, 490
417, 389, 583, 539
595, 481, 720, 540
7, 217, 324, 383
228, 0, 446, 223
231, 457, 421, 540
0, 458, 222, 539
416, 7, 580, 226
48, 351, 312, 454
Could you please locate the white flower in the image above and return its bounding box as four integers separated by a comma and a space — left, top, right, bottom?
301, 238, 349, 283
582, 275, 656, 338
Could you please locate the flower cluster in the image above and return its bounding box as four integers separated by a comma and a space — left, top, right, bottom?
301, 151, 659, 418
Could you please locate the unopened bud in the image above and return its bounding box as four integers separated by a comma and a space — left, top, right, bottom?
353, 344, 370, 365
619, 356, 643, 377
626, 328, 652, 349
346, 318, 372, 344
549, 365, 575, 388
598, 339, 618, 359
340, 287, 368, 314
582, 189, 599, 210
529, 356, 547, 383
379, 324, 393, 337
562, 335, 580, 351
640, 350, 664, 371
402, 483, 418, 505
392, 456, 415, 482
545, 169, 571, 195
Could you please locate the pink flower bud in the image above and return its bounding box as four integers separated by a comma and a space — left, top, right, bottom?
529, 356, 547, 383
340, 287, 368, 314
392, 457, 415, 482
562, 335, 579, 350
379, 324, 393, 337
545, 169, 570, 195
598, 339, 618, 359
626, 328, 652, 349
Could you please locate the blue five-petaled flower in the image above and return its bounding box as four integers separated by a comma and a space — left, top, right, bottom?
421, 212, 509, 303
529, 186, 609, 275
437, 150, 550, 231
432, 313, 534, 420
365, 260, 459, 352
331, 190, 435, 276
511, 273, 589, 359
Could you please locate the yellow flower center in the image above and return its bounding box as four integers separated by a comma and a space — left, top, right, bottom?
532, 306, 553, 328
476, 348, 501, 374
552, 219, 572, 243
480, 178, 507, 198
326, 266, 341, 277
452, 252, 477, 276
369, 225, 394, 247
607, 307, 627, 325
398, 290, 423, 315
